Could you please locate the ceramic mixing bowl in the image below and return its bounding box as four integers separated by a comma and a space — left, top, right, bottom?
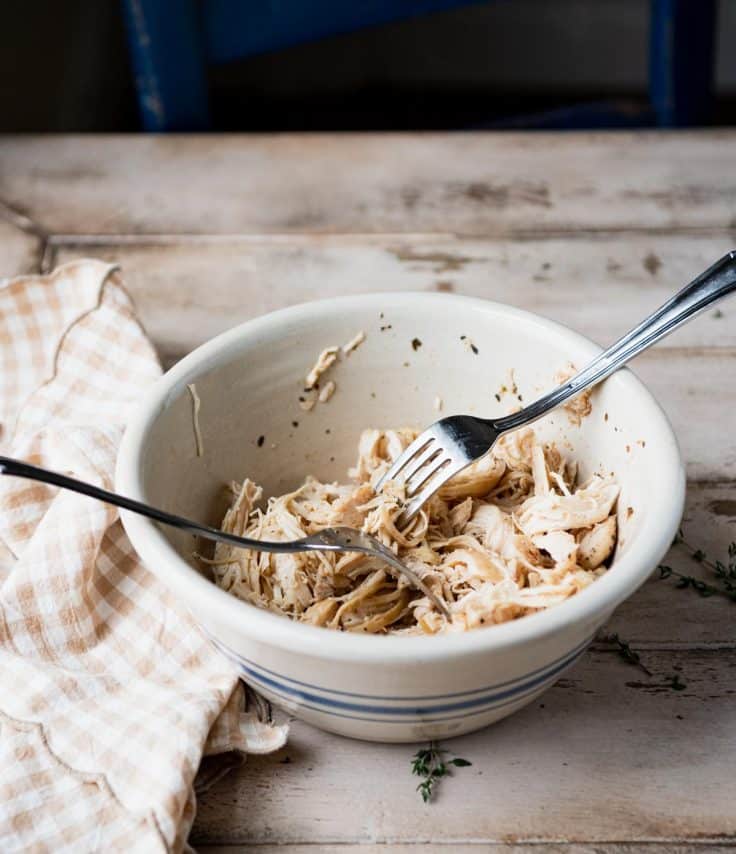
116, 293, 684, 742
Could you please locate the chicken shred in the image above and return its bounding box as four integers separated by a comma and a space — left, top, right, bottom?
211, 427, 618, 635
318, 380, 336, 403
305, 346, 339, 390
556, 364, 593, 426
342, 330, 366, 355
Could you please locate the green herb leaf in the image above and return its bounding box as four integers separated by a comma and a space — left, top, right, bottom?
410, 741, 472, 803
657, 537, 736, 602
598, 632, 652, 676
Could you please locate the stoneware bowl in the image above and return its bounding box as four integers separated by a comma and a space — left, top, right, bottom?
116, 293, 685, 743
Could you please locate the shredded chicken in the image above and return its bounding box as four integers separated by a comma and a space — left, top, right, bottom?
342, 330, 366, 355
211, 427, 618, 635
305, 346, 339, 390
556, 364, 593, 426
318, 380, 336, 403
187, 383, 204, 457
301, 333, 365, 410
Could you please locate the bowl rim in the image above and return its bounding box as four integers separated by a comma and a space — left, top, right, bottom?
116, 292, 686, 664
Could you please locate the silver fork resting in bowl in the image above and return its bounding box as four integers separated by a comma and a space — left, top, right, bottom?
377, 250, 736, 524
0, 456, 451, 620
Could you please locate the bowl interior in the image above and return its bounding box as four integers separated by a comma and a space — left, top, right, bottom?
137, 294, 679, 590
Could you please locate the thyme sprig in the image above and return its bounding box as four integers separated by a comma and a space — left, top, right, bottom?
411, 741, 471, 803
658, 530, 736, 602
597, 632, 652, 676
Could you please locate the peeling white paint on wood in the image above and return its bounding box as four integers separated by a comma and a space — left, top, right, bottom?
3, 132, 736, 235
52, 233, 736, 354
49, 237, 736, 483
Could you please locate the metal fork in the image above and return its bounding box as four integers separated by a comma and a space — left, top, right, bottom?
0, 456, 451, 620
377, 250, 736, 524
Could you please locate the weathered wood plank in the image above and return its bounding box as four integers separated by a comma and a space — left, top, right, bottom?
51, 233, 736, 356
3, 133, 736, 235
0, 218, 41, 277
51, 237, 736, 482
629, 353, 736, 484
192, 648, 736, 847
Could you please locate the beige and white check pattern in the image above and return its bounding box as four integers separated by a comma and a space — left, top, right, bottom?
0, 261, 287, 853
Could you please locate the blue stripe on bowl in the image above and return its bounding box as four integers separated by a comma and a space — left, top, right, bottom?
207, 633, 593, 723
206, 631, 594, 701
230, 647, 587, 725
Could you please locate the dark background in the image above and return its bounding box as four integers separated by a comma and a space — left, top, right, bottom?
2, 0, 735, 132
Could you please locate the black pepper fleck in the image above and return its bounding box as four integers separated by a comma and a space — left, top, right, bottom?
470, 343, 479, 355
494, 393, 501, 402
325, 428, 331, 434
298, 396, 305, 402
460, 335, 466, 340
411, 337, 422, 351
257, 435, 265, 447
292, 420, 299, 428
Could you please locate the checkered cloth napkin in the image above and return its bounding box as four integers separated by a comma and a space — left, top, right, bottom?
0, 261, 287, 853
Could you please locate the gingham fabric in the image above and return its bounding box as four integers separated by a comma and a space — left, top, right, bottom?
0, 261, 287, 853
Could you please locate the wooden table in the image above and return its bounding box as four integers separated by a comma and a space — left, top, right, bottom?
1, 133, 735, 853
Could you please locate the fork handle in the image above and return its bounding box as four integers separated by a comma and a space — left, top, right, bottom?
0, 455, 296, 554
494, 250, 736, 435
0, 455, 445, 609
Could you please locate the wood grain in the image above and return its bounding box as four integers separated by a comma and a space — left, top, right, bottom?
3, 133, 736, 236
51, 232, 736, 355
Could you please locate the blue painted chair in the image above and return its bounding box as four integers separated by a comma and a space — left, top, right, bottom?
122, 0, 717, 132
649, 0, 717, 127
